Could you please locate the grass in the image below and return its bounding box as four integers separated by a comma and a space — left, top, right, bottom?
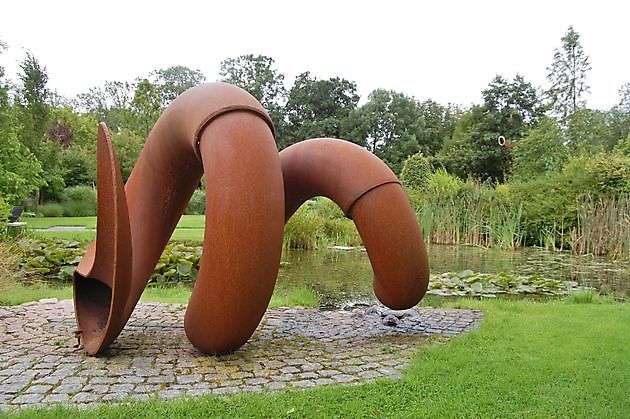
1, 280, 319, 309
6, 297, 628, 418
0, 279, 72, 306
22, 215, 205, 243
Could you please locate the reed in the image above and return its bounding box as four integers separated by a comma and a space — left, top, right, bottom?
571, 194, 630, 258
413, 176, 525, 250
283, 198, 362, 250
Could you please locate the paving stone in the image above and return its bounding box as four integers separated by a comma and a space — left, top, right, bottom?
0, 300, 482, 410
11, 394, 45, 404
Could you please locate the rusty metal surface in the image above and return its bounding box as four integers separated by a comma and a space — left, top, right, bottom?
73, 83, 428, 356
280, 139, 429, 309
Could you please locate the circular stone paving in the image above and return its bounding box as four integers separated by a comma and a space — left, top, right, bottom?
0, 299, 483, 411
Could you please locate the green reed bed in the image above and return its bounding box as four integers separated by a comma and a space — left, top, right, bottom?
572, 194, 630, 258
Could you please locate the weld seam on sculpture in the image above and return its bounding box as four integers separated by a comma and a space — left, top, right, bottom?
192, 105, 276, 160
74, 82, 429, 356
344, 180, 402, 219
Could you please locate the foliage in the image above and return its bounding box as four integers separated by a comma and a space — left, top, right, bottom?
614, 132, 630, 156
60, 186, 97, 216
151, 65, 205, 106
284, 72, 359, 146
37, 203, 64, 217
349, 89, 426, 173
566, 108, 614, 154
60, 146, 96, 187
546, 26, 591, 122
439, 75, 543, 182
284, 198, 361, 250
219, 54, 286, 111
413, 172, 524, 249
512, 116, 568, 180
400, 152, 433, 190
0, 199, 10, 229
184, 189, 205, 215
110, 128, 144, 182
428, 270, 583, 297
151, 243, 202, 284
572, 194, 630, 258
131, 78, 163, 137
17, 238, 84, 281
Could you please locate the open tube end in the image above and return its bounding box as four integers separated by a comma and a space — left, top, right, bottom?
73, 122, 132, 355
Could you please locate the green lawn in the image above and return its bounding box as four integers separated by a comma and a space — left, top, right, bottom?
0, 280, 319, 309
5, 297, 629, 418
24, 215, 205, 243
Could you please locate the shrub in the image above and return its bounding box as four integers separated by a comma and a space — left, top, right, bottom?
60, 186, 97, 216
401, 152, 433, 190
184, 189, 206, 215
425, 169, 463, 198
284, 206, 319, 249
38, 203, 64, 217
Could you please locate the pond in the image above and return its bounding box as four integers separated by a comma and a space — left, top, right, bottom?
277, 245, 630, 307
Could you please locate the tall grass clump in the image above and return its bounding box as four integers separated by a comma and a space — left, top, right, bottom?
571, 194, 630, 258
411, 170, 524, 249
60, 186, 97, 216
0, 241, 19, 293
283, 198, 361, 250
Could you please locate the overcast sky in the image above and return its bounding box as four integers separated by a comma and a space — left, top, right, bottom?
1, 0, 628, 109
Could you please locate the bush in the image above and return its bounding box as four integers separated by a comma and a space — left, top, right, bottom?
401, 152, 433, 190
60, 186, 97, 216
38, 203, 64, 217
184, 189, 205, 215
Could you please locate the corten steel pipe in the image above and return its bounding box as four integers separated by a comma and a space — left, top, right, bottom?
280, 139, 429, 309
74, 83, 284, 355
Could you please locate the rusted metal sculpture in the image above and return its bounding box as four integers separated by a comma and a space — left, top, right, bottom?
74, 82, 429, 356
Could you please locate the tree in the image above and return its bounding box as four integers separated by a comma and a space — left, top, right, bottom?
418, 100, 462, 156
17, 52, 51, 154
151, 65, 205, 106
618, 83, 630, 112
284, 72, 359, 147
349, 89, 426, 173
546, 26, 591, 122
130, 78, 163, 137
219, 55, 286, 146
512, 117, 568, 180
219, 54, 285, 110
438, 75, 544, 182
75, 81, 135, 132
566, 108, 614, 155
0, 45, 45, 202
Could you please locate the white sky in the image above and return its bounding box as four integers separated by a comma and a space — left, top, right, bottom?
1, 0, 628, 109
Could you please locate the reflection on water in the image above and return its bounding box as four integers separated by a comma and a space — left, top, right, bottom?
278, 245, 630, 307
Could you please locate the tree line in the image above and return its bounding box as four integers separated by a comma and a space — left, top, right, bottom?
1, 26, 629, 208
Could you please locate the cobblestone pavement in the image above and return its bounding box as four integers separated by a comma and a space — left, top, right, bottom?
0, 299, 483, 411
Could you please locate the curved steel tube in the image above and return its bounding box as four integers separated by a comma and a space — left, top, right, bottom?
280, 139, 429, 309
74, 83, 428, 356
74, 83, 284, 355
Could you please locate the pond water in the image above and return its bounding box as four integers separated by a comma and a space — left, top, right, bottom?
277, 245, 630, 307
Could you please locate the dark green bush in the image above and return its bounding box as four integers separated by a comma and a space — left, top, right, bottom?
401, 152, 433, 190
184, 189, 206, 215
